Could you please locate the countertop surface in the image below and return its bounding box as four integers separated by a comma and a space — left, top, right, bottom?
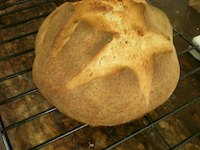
0, 0, 200, 150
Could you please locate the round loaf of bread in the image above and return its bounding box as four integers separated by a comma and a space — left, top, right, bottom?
33, 0, 180, 126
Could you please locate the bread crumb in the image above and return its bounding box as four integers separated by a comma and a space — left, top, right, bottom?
89, 143, 95, 148
158, 121, 169, 129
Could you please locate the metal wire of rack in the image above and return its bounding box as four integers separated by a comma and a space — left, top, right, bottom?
0, 0, 200, 150
0, 0, 33, 10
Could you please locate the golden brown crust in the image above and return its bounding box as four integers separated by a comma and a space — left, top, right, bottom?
33, 0, 180, 126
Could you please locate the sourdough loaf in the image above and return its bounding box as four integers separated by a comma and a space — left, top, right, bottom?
33, 0, 180, 126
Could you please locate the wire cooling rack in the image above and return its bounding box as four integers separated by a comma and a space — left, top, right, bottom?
0, 0, 200, 150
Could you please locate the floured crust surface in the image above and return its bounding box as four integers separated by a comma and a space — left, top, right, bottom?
33, 0, 180, 126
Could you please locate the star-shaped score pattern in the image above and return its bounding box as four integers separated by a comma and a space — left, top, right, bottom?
66, 29, 173, 105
